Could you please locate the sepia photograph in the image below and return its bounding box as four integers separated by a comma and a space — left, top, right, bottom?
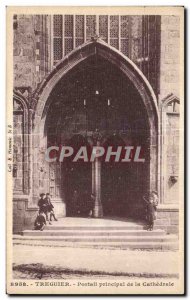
6, 6, 184, 294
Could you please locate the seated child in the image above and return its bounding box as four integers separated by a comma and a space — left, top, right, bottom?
34, 211, 46, 231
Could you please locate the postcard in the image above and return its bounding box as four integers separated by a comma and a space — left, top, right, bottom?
6, 6, 184, 294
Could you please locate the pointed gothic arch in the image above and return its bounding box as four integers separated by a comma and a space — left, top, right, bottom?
32, 39, 159, 130
31, 39, 160, 212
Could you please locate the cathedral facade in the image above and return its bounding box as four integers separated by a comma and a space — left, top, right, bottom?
13, 13, 181, 233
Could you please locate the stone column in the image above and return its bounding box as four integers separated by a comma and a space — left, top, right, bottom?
92, 160, 95, 195
28, 108, 33, 204
93, 157, 103, 218
57, 162, 66, 217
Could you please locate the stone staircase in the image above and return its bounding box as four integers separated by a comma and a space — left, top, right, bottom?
13, 218, 178, 250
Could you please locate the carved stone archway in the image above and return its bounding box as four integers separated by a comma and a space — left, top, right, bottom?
31, 39, 159, 213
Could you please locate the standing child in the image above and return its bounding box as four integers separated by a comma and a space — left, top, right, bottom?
38, 193, 46, 213
151, 191, 158, 220
46, 193, 58, 222
143, 192, 158, 231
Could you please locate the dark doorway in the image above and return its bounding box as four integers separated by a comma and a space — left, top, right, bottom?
63, 135, 92, 217
101, 135, 149, 220
101, 136, 130, 217
102, 162, 131, 217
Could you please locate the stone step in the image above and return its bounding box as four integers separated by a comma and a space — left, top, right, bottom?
19, 233, 177, 243
22, 229, 165, 237
44, 225, 145, 231
154, 219, 171, 225
154, 225, 178, 234
17, 218, 178, 251
13, 236, 178, 251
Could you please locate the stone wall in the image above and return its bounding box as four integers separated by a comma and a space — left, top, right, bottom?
159, 16, 180, 100
13, 197, 38, 233
158, 16, 181, 207
13, 15, 51, 90
155, 207, 179, 234
13, 112, 24, 193
164, 111, 180, 204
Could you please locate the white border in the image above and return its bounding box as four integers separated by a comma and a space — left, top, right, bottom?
1, 0, 188, 299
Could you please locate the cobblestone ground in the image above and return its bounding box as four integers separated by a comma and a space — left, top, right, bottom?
13, 244, 180, 280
